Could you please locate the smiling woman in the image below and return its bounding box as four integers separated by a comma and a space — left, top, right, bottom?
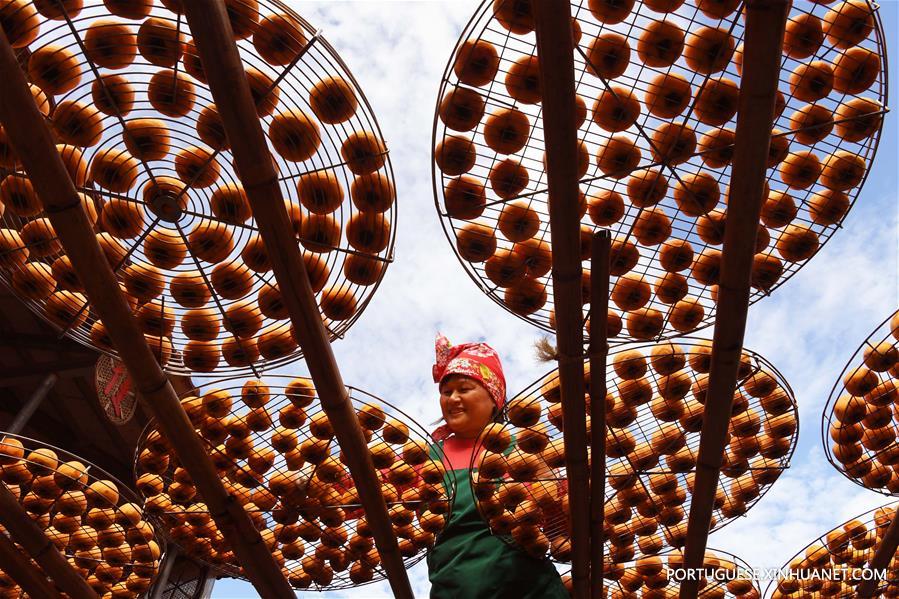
426, 333, 567, 599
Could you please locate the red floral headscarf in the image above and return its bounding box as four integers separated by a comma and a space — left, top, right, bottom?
431, 333, 506, 441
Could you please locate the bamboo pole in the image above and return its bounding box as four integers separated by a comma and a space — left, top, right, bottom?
588, 231, 610, 599
856, 506, 899, 597
0, 30, 295, 599
677, 2, 789, 597
178, 2, 413, 597
0, 484, 95, 598
533, 2, 589, 598
0, 523, 63, 599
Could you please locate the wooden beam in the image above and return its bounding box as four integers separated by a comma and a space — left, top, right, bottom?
0, 332, 94, 353
533, 3, 589, 598
0, 358, 96, 387
0, 29, 295, 599
588, 231, 610, 598
677, 2, 789, 598
0, 530, 61, 598
0, 484, 95, 598
178, 3, 413, 597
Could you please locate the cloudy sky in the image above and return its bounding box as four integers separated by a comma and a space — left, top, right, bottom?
211, 0, 898, 597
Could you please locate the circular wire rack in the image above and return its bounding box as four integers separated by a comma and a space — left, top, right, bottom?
0, 0, 397, 377
0, 433, 162, 598
133, 375, 454, 591
822, 309, 899, 496
561, 548, 760, 598
431, 0, 888, 344
764, 500, 899, 598
471, 339, 798, 563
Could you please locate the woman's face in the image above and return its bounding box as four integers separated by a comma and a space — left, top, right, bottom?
439, 375, 495, 439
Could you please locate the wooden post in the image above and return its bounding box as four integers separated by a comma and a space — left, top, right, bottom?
533, 2, 590, 597
678, 2, 789, 597
178, 2, 413, 596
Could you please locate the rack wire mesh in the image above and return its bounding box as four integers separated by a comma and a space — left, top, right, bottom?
431, 0, 888, 344
133, 375, 454, 591
0, 0, 397, 377
764, 501, 899, 598
470, 339, 798, 563
0, 433, 162, 598
822, 309, 899, 496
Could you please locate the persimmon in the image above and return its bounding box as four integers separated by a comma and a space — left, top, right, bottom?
341, 130, 386, 176
453, 40, 499, 87
92, 74, 135, 116
504, 277, 546, 316
684, 27, 734, 74
302, 76, 357, 129
658, 239, 694, 274
585, 33, 630, 80
696, 0, 739, 18
483, 108, 529, 155
12, 262, 55, 301
351, 172, 394, 213
188, 219, 234, 263
195, 104, 228, 150
670, 298, 704, 332
300, 213, 340, 253
513, 238, 552, 277
595, 134, 640, 179
776, 225, 819, 262
183, 340, 220, 372
626, 168, 667, 208
650, 122, 696, 165
698, 127, 735, 168
692, 248, 722, 286
751, 253, 784, 292
253, 14, 307, 67
820, 151, 865, 191
644, 72, 691, 119
609, 237, 639, 276
122, 118, 170, 162
0, 176, 41, 217
257, 325, 298, 359
91, 148, 140, 193
320, 285, 357, 321
790, 61, 834, 102
632, 209, 671, 246
586, 189, 624, 226
346, 211, 391, 253
488, 160, 528, 200
780, 151, 822, 190
170, 271, 210, 308
269, 110, 321, 162
21, 218, 60, 258
654, 271, 688, 304
1, 0, 40, 47
498, 201, 540, 242
28, 45, 81, 95
344, 253, 384, 286
592, 86, 640, 133
784, 13, 824, 59
52, 100, 103, 147
175, 146, 221, 188
456, 222, 496, 263
637, 19, 684, 67
137, 17, 183, 67
626, 308, 663, 340
493, 0, 533, 34
611, 274, 650, 311
589, 0, 634, 22
789, 104, 833, 146
694, 78, 739, 126
504, 55, 541, 105
824, 0, 874, 49
147, 69, 195, 118
834, 97, 882, 142
435, 135, 476, 176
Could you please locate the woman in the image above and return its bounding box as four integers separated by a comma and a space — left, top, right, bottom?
427, 334, 567, 599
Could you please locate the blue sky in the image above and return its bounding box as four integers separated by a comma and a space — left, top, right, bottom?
210, 1, 898, 596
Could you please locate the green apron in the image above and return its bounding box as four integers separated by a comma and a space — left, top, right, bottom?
427, 442, 568, 599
